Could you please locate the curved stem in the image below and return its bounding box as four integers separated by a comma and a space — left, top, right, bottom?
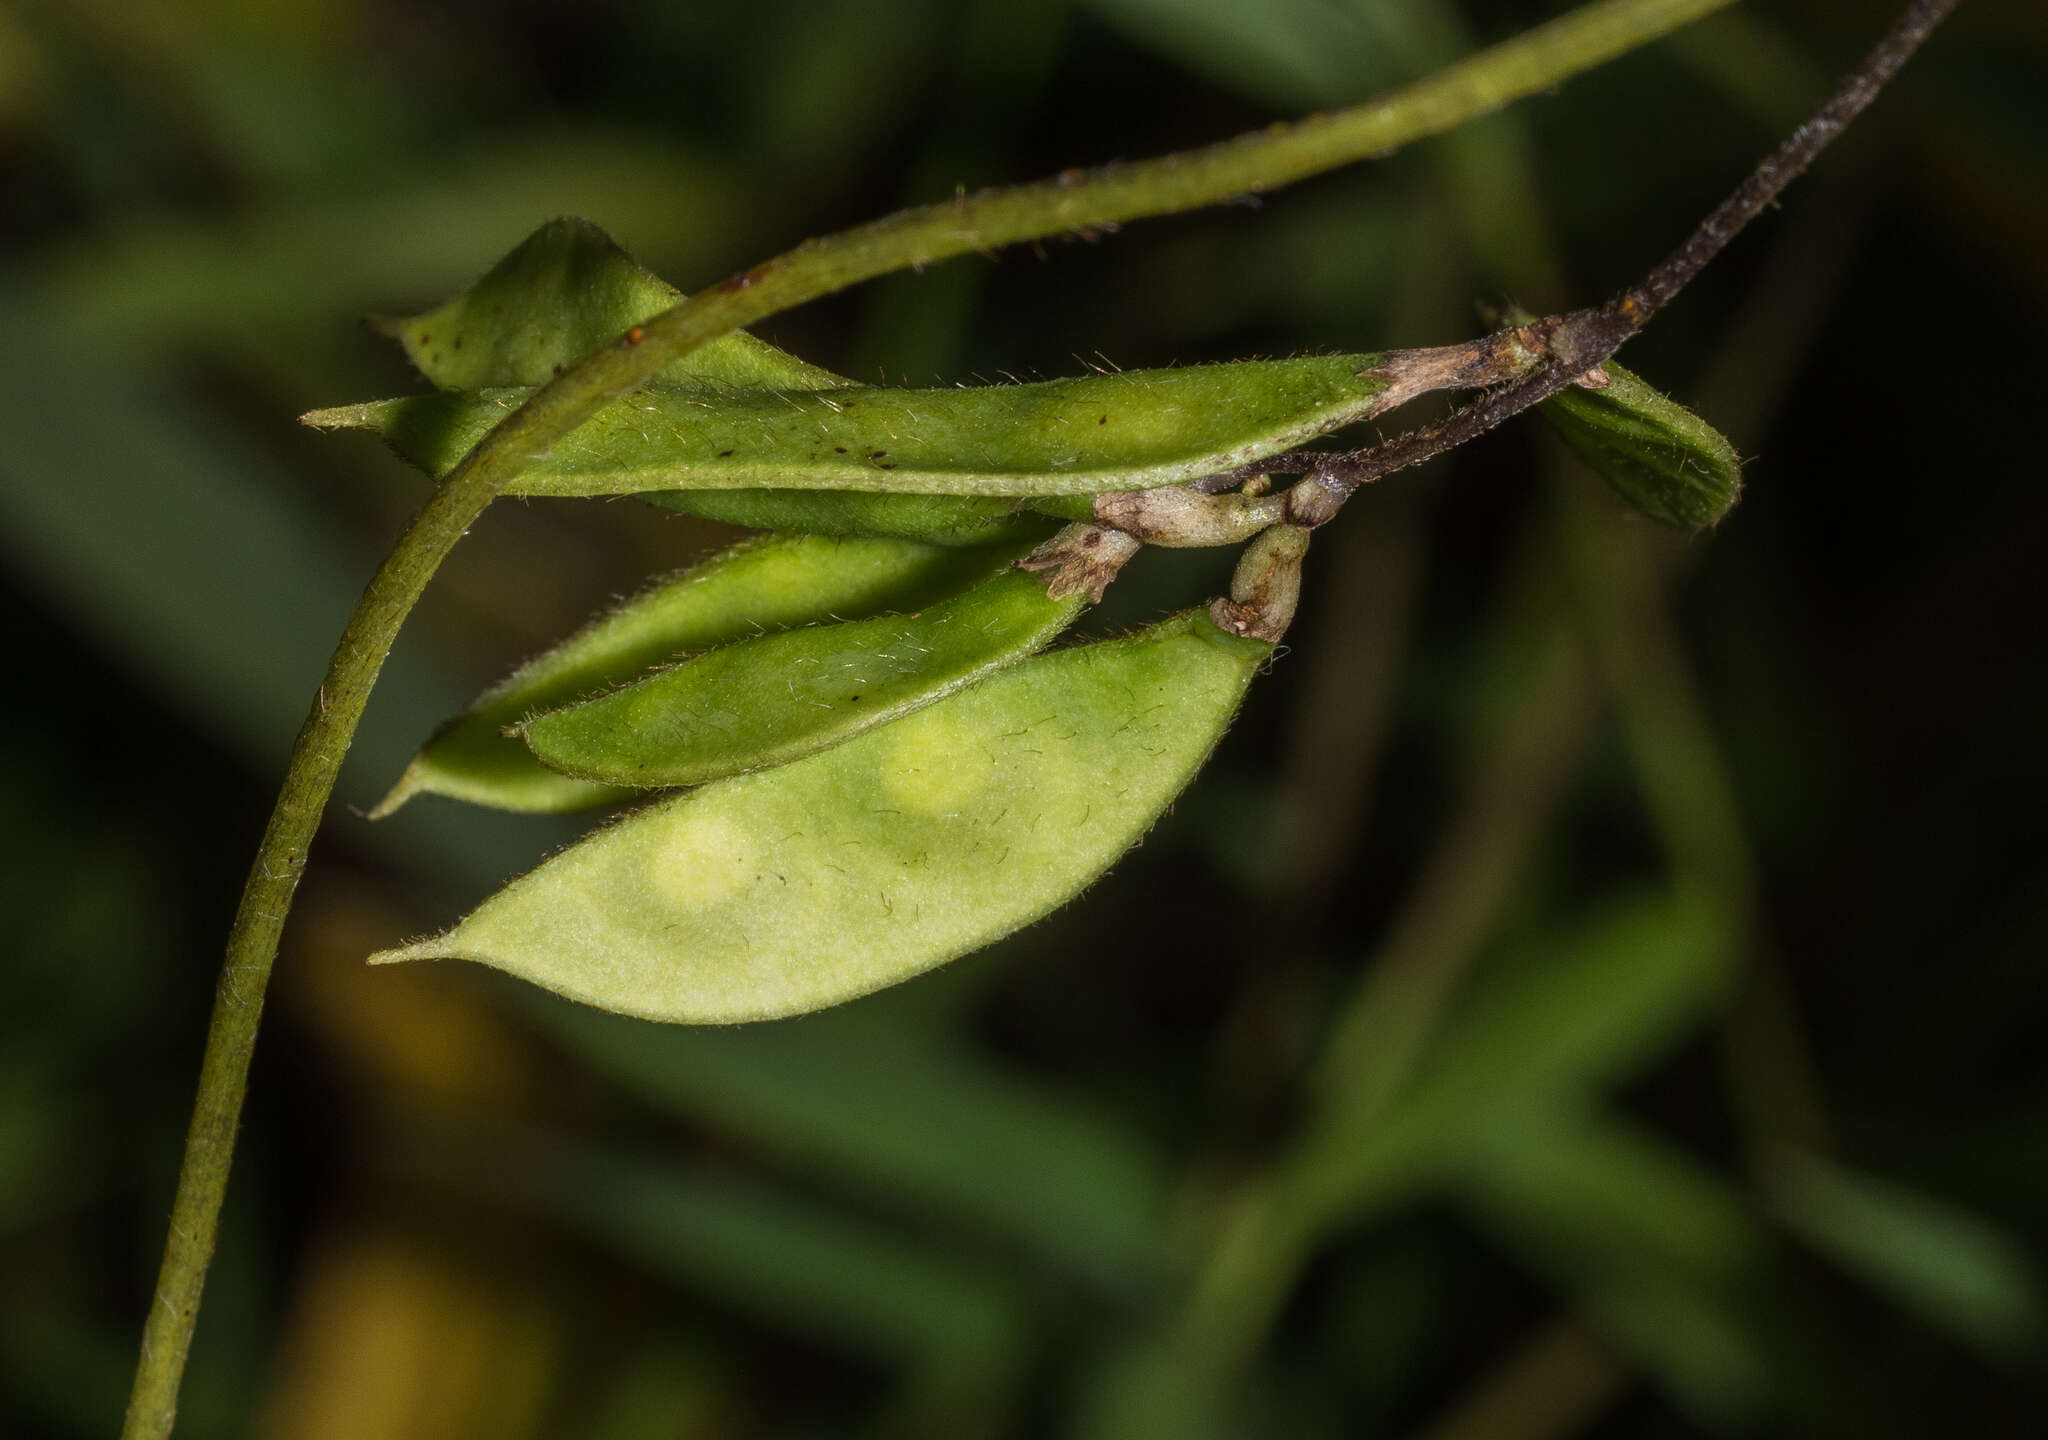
121, 462, 506, 1440
121, 0, 1739, 1431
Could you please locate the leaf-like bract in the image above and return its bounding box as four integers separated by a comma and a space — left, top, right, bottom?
522, 566, 1087, 788
356, 217, 1109, 543
1541, 364, 1742, 528
375, 534, 1012, 816
304, 353, 1388, 498
375, 216, 843, 393
374, 611, 1271, 1021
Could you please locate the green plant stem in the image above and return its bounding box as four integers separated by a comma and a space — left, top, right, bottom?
119, 465, 513, 1440
120, 466, 525, 1439
121, 1, 1739, 1431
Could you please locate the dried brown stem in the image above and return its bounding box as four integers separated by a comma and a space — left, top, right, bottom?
1312, 0, 1959, 497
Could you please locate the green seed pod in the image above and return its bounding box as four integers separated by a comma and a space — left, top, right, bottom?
1540, 363, 1742, 528
346, 218, 1275, 545
375, 534, 1010, 816
302, 353, 1389, 499
373, 610, 1272, 1022
373, 216, 844, 393
643, 487, 1055, 547
521, 566, 1086, 789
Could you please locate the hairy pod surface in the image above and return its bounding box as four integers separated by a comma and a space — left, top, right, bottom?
376, 534, 1009, 816
343, 217, 1293, 543
1540, 362, 1742, 528
522, 566, 1087, 789
643, 487, 1059, 547
304, 354, 1389, 498
374, 611, 1272, 1021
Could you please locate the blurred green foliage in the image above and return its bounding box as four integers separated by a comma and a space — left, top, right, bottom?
2, 0, 2044, 1436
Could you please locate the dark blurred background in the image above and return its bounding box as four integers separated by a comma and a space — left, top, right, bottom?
3, 0, 2044, 1435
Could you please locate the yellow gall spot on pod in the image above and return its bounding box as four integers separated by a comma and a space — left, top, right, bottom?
373, 610, 1274, 1022
881, 710, 996, 815
649, 810, 758, 910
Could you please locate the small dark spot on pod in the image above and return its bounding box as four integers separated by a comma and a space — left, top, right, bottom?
452, 337, 463, 350
552, 364, 564, 376
871, 450, 887, 458
1098, 414, 1108, 424
625, 326, 645, 345
834, 446, 848, 454
879, 463, 897, 470
716, 449, 734, 458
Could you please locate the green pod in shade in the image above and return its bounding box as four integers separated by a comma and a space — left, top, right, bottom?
375, 534, 1011, 816
521, 567, 1087, 789
1541, 363, 1743, 528
302, 352, 1389, 498
349, 217, 1173, 545
375, 216, 844, 393
373, 610, 1272, 1022
644, 488, 1057, 547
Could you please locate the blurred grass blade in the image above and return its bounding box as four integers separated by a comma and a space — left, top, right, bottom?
1284, 891, 1734, 1231
39, 136, 756, 360
0, 297, 573, 887
560, 1148, 1026, 1376
1772, 1153, 2042, 1362
418, 1123, 1027, 1383
1455, 1108, 1771, 1423
526, 994, 1172, 1296
583, 1342, 729, 1440
1401, 889, 1733, 1113
1080, 0, 1418, 109
0, 299, 453, 777
1460, 1110, 1757, 1286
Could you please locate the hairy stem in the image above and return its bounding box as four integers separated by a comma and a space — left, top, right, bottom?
122, 2, 1737, 1432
